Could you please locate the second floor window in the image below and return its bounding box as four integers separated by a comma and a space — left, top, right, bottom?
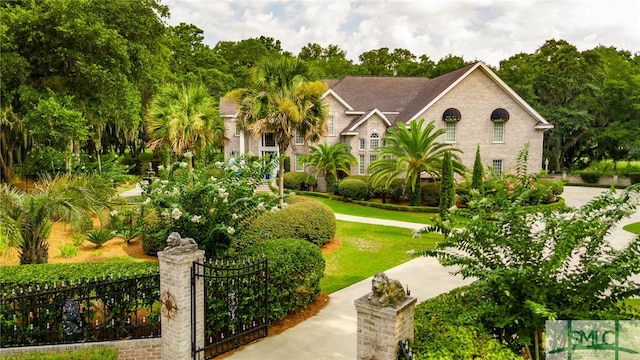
295, 131, 304, 145
369, 133, 380, 150
327, 116, 335, 136
359, 138, 365, 151
493, 121, 505, 142
445, 122, 456, 143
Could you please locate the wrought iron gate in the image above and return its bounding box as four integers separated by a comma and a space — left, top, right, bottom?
191, 258, 268, 359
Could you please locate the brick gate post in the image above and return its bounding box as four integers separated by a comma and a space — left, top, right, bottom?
158, 247, 205, 360
354, 273, 416, 360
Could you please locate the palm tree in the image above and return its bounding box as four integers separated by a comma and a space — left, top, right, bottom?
226, 57, 328, 202
301, 142, 357, 191
146, 83, 227, 169
368, 119, 465, 206
0, 174, 116, 264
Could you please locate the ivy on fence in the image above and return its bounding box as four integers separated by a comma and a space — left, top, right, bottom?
1, 271, 160, 348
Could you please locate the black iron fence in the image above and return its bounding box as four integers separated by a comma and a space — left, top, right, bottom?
1, 272, 160, 347
398, 339, 414, 360
192, 258, 268, 359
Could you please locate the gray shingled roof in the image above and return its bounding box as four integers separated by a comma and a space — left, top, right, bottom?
325, 62, 477, 124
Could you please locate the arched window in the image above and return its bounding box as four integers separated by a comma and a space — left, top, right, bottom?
442, 108, 461, 143
491, 108, 509, 142
369, 133, 380, 150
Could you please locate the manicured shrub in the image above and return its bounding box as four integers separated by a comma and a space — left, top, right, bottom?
283, 171, 317, 190
580, 170, 601, 184
239, 201, 336, 248
629, 172, 640, 184
420, 181, 440, 206
412, 284, 523, 359
338, 178, 369, 200
238, 239, 325, 322
0, 261, 158, 289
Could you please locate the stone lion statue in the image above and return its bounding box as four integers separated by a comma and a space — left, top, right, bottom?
367, 272, 406, 307
163, 232, 197, 254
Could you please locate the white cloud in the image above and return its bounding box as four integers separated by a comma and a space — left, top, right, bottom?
164, 0, 640, 66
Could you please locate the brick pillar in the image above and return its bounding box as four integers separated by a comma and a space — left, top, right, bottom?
158, 249, 205, 360
354, 295, 417, 360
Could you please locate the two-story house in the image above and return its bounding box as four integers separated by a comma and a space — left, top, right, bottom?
222, 61, 553, 187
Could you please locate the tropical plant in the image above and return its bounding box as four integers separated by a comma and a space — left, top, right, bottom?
146, 83, 227, 170
419, 178, 640, 359
300, 142, 357, 191
0, 174, 116, 264
368, 119, 465, 206
83, 229, 116, 249
226, 56, 329, 203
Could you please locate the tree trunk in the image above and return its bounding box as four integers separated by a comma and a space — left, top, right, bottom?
278, 158, 285, 205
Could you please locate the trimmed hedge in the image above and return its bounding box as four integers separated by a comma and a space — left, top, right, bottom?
283, 172, 317, 190
580, 170, 601, 184
338, 179, 369, 200
412, 284, 523, 359
240, 201, 336, 248
238, 239, 325, 322
0, 261, 158, 290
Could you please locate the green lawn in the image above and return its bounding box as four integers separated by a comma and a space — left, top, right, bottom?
297, 195, 435, 225
623, 222, 640, 234
320, 220, 439, 294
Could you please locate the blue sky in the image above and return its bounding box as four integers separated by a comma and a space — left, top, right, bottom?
163, 0, 640, 66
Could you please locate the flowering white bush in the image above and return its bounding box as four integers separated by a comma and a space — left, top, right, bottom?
140, 155, 280, 257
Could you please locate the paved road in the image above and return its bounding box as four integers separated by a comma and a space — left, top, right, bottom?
226, 186, 640, 360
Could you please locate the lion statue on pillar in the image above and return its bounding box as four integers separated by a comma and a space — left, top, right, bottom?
367, 272, 407, 306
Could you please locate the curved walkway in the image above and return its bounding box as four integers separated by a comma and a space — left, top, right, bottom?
120, 184, 639, 359
226, 186, 640, 359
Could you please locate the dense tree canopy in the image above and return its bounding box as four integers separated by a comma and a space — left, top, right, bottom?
1, 0, 638, 182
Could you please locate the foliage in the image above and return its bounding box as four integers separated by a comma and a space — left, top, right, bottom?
338, 179, 369, 201
438, 151, 456, 218
145, 83, 226, 168
238, 201, 336, 249
0, 261, 158, 290
237, 239, 325, 322
58, 243, 79, 258
471, 145, 485, 194
420, 181, 441, 207
419, 178, 640, 358
630, 172, 640, 184
71, 214, 94, 234
283, 171, 317, 191
1, 0, 171, 182
0, 347, 118, 360
368, 119, 465, 207
579, 170, 601, 183
1, 268, 159, 347
498, 41, 640, 172
140, 155, 280, 257
0, 174, 116, 264
83, 229, 116, 249
413, 284, 523, 359
226, 56, 329, 202
300, 142, 357, 190
108, 207, 142, 244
